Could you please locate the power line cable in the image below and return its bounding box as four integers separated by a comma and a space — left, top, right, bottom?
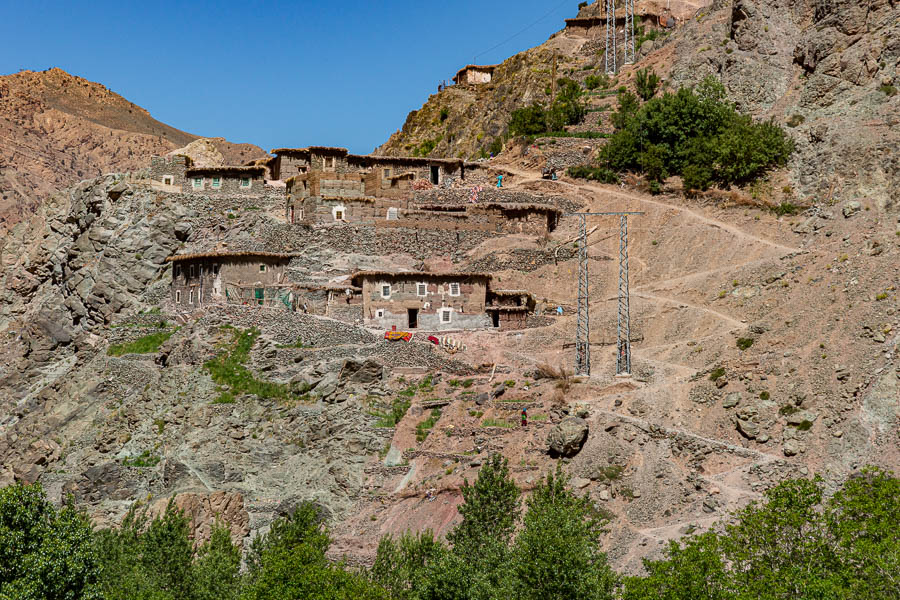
472, 0, 570, 63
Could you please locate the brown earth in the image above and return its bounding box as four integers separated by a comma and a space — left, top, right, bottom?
0, 67, 265, 233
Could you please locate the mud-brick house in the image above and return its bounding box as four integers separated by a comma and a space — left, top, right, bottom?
150, 154, 191, 188
182, 165, 269, 195
485, 289, 536, 330
452, 64, 497, 85
351, 271, 493, 331
166, 251, 298, 310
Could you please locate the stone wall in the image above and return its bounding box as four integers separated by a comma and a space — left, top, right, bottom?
150, 155, 189, 187
171, 256, 291, 310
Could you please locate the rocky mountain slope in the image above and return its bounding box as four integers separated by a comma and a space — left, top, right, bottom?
0, 0, 897, 575
0, 68, 265, 232
378, 0, 898, 208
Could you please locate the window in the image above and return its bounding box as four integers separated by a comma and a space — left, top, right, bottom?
240, 177, 251, 188
211, 177, 221, 189
324, 156, 336, 170
335, 210, 344, 221
189, 265, 196, 278
189, 288, 195, 304
449, 282, 461, 297
192, 177, 203, 189
441, 308, 452, 324
417, 283, 427, 297
175, 290, 181, 303
383, 168, 391, 178
213, 264, 220, 275
298, 208, 305, 221
162, 175, 174, 186
376, 309, 385, 318
174, 264, 181, 278
260, 264, 267, 273
386, 207, 398, 220
381, 284, 391, 298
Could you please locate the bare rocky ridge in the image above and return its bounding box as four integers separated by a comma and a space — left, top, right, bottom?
0, 68, 265, 233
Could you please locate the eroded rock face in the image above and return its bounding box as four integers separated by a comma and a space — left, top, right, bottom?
548, 416, 589, 458
149, 491, 250, 546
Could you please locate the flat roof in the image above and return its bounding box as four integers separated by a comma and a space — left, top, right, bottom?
165, 251, 299, 263
350, 270, 492, 285
452, 64, 499, 83
185, 165, 267, 176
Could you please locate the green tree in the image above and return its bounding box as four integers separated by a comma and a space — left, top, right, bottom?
96, 499, 197, 600
509, 105, 548, 136
505, 466, 617, 600
824, 467, 899, 599
611, 89, 640, 130
635, 67, 660, 101
241, 502, 387, 600
193, 523, 242, 600
622, 532, 732, 600
0, 483, 101, 600
371, 530, 444, 600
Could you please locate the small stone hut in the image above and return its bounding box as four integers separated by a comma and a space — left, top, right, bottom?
150, 154, 191, 188
166, 251, 297, 310
452, 64, 497, 85
350, 271, 493, 331
486, 289, 536, 330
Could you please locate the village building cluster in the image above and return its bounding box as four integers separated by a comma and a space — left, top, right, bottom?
151, 133, 560, 333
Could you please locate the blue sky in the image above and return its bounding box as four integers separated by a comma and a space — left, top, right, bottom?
1, 0, 576, 154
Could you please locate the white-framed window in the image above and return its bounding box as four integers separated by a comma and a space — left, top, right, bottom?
386, 207, 398, 220
192, 177, 203, 189
449, 282, 461, 296
333, 205, 346, 221
211, 177, 221, 189
162, 175, 174, 186
376, 309, 385, 318
175, 290, 181, 303
189, 288, 195, 304
381, 284, 391, 298
260, 264, 267, 273
417, 283, 428, 297
440, 308, 452, 324
298, 208, 305, 220
240, 177, 251, 188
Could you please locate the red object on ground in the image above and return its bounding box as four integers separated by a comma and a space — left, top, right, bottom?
427, 336, 439, 345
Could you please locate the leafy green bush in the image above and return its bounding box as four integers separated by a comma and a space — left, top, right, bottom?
736, 337, 754, 350
567, 165, 620, 183
773, 202, 800, 216
635, 67, 660, 101
107, 330, 175, 356
584, 73, 609, 90
709, 367, 726, 381
439, 107, 449, 121
509, 105, 549, 136
879, 84, 898, 97
510, 78, 586, 136
600, 76, 793, 190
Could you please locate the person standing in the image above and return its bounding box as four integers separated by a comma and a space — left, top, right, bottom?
521, 407, 527, 427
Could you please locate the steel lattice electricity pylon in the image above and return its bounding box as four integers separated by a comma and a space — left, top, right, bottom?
566, 211, 643, 377
624, 0, 636, 64
616, 215, 633, 375
574, 214, 591, 375
605, 0, 617, 74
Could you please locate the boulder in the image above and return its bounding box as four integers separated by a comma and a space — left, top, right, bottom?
547, 417, 589, 458
842, 201, 861, 218
339, 358, 383, 384
490, 384, 506, 400
723, 393, 741, 409
736, 418, 760, 439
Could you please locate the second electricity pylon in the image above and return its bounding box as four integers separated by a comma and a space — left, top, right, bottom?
566, 211, 643, 377
605, 0, 617, 74
624, 0, 636, 64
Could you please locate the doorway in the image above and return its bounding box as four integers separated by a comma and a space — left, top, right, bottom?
491, 312, 500, 328
408, 308, 419, 329
430, 166, 440, 185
